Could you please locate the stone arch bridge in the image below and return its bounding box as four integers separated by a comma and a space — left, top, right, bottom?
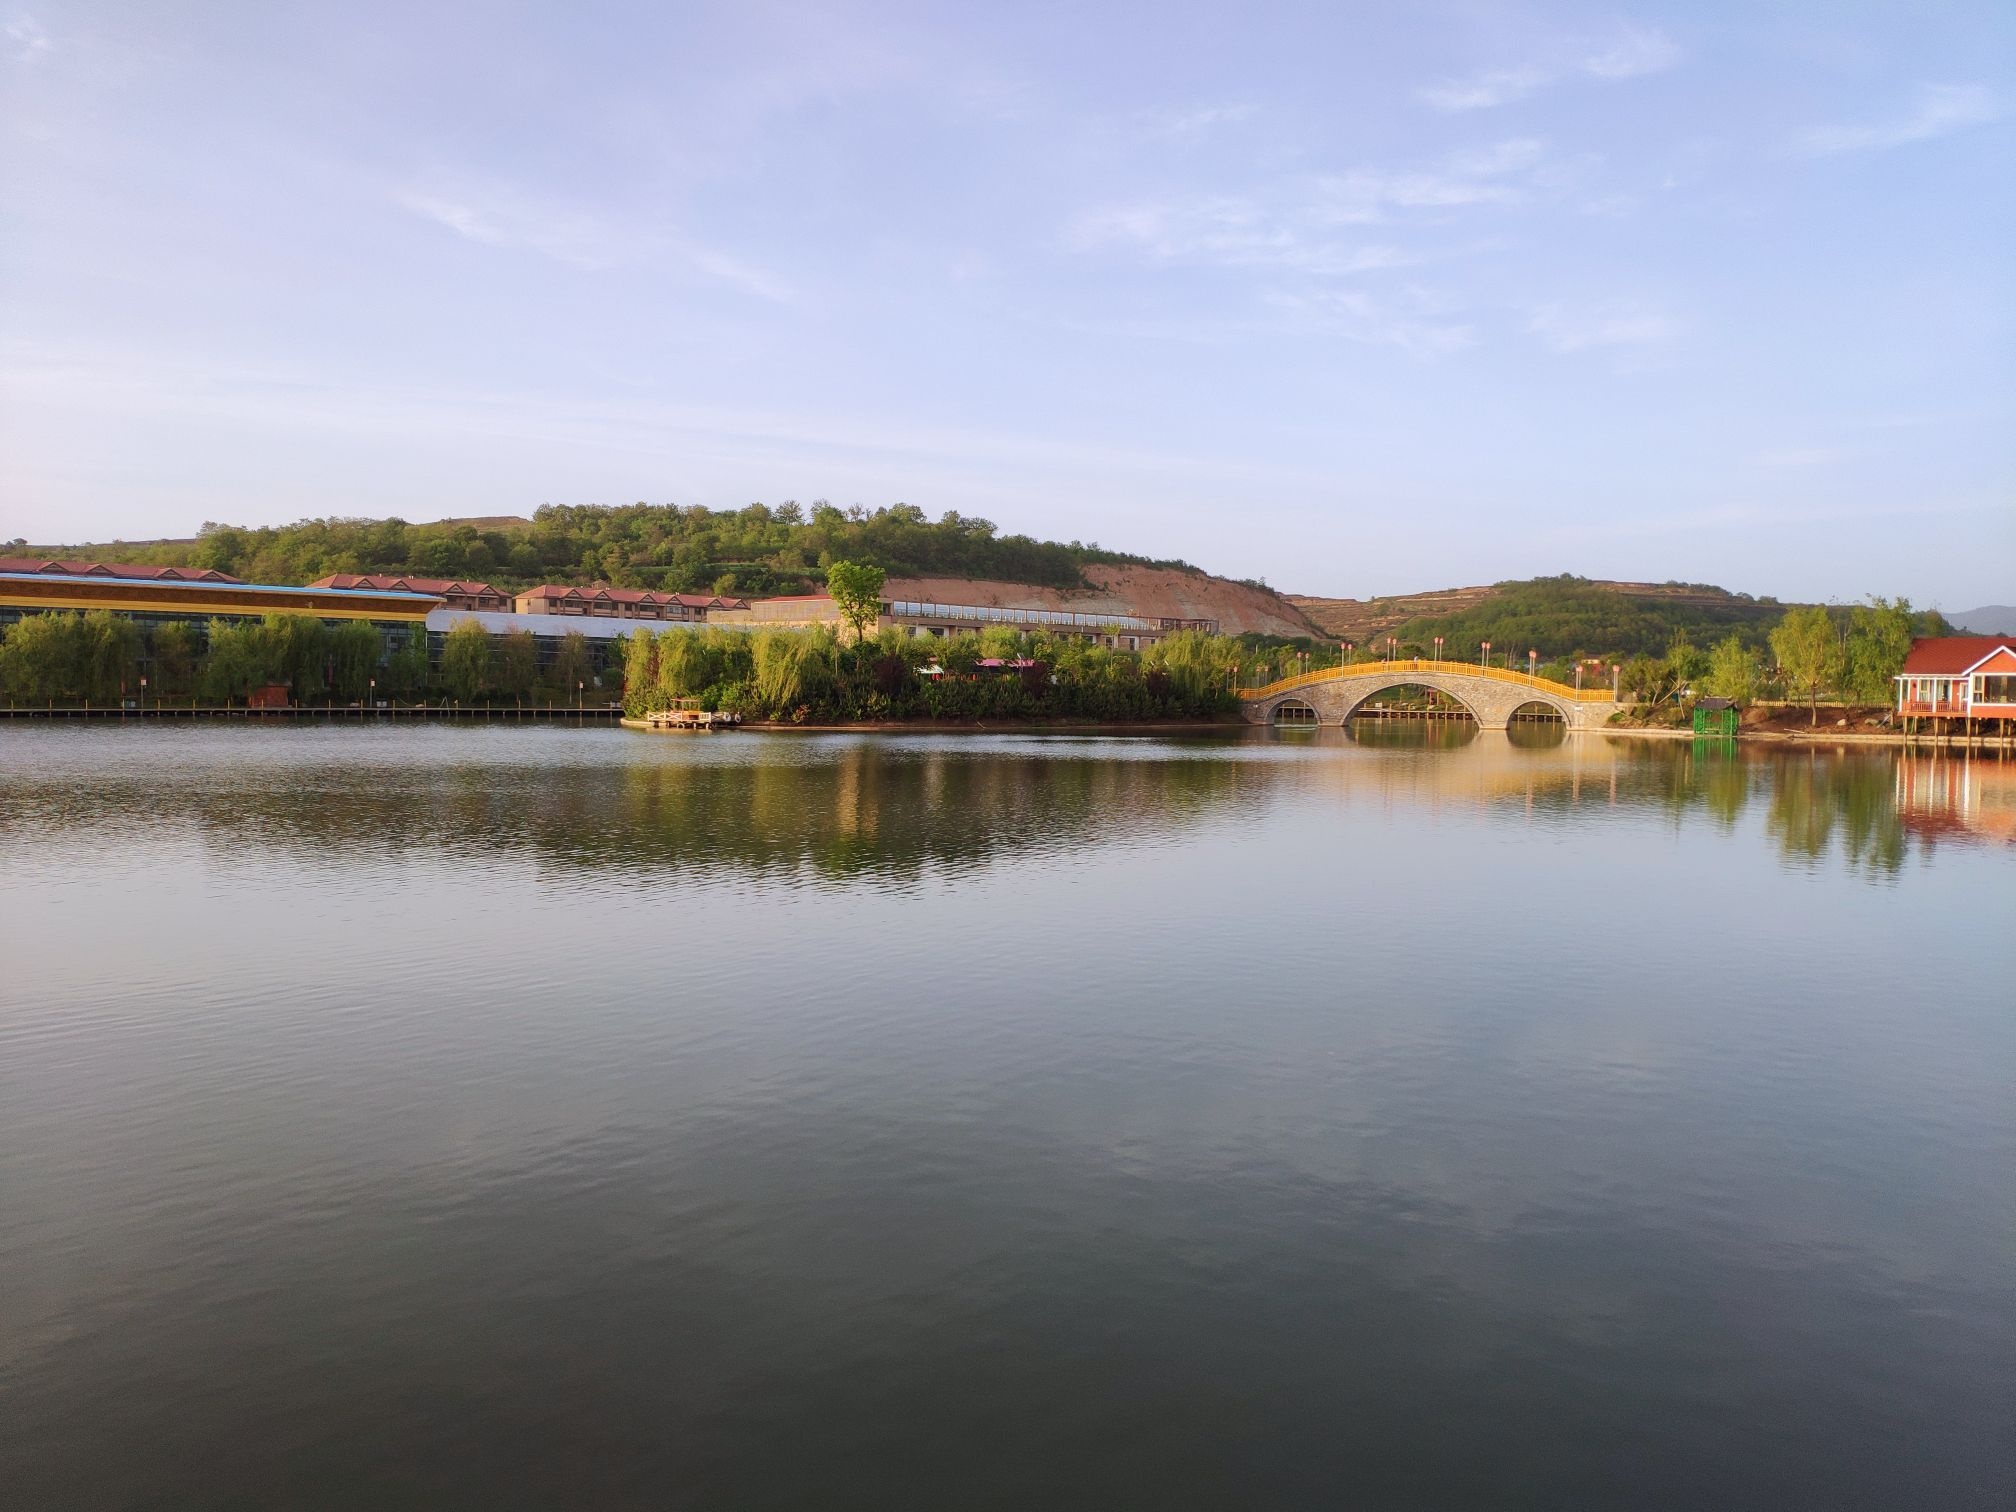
1239, 660, 1624, 732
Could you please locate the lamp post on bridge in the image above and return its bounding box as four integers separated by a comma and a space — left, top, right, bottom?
1433, 636, 1443, 665
1481, 640, 1492, 671
1528, 649, 1538, 679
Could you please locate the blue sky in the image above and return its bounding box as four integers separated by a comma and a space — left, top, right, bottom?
3, 2, 2010, 607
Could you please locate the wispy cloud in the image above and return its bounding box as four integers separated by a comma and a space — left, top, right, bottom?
1755, 445, 1848, 469
1269, 287, 1474, 357
1071, 197, 1415, 276
1528, 302, 1676, 353
1798, 83, 2001, 155
1140, 103, 1256, 139
396, 187, 618, 271
5, 12, 50, 64
1071, 136, 1554, 277
394, 182, 792, 301
1421, 25, 1680, 111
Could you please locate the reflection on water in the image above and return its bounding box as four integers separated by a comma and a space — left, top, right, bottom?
1348, 716, 1479, 751
8, 725, 2002, 881
1, 724, 2011, 1511
1896, 752, 2016, 846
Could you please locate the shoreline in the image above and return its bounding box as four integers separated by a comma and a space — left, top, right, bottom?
1599, 724, 2012, 750
650, 717, 1240, 735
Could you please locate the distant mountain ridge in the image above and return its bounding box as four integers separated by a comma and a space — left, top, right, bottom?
1947, 605, 2016, 635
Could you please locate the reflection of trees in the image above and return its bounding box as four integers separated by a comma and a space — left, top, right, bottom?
0, 741, 1274, 887
1632, 742, 1908, 874
603, 746, 1273, 883
1349, 721, 1476, 751
1478, 737, 1946, 878
1764, 753, 1907, 876
3, 731, 1982, 886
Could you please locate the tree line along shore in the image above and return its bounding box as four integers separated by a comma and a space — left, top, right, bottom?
0, 554, 1950, 730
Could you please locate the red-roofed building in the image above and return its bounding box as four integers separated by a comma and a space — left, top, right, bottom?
309, 574, 512, 612
1895, 637, 2016, 723
0, 557, 243, 584
513, 584, 748, 623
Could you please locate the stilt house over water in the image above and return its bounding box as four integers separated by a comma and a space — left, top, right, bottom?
1894, 636, 2016, 727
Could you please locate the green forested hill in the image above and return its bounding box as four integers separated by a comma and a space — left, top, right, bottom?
1293, 574, 1949, 661
31, 503, 1194, 596
1394, 576, 1788, 658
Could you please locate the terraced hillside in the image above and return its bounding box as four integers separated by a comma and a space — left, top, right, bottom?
1289, 576, 1794, 659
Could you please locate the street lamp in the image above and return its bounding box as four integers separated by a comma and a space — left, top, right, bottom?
1481, 639, 1492, 670
1528, 649, 1538, 678
139, 675, 147, 715
1433, 636, 1443, 664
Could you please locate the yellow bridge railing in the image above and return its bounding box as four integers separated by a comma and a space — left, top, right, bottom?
1237, 659, 1616, 703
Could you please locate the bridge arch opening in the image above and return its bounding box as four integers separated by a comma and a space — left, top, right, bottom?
1345, 683, 1478, 725
1271, 698, 1321, 728
1343, 683, 1479, 747
1508, 700, 1569, 747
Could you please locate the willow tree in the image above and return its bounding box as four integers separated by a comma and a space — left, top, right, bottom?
263, 612, 328, 701
441, 618, 492, 703
0, 612, 85, 701
200, 617, 280, 704
150, 622, 200, 696
80, 610, 142, 701
497, 629, 539, 705
623, 628, 658, 707
548, 629, 592, 702
328, 621, 381, 701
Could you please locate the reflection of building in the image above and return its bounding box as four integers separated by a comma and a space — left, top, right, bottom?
513, 585, 748, 622
1895, 637, 2016, 724
310, 574, 512, 612
708, 593, 1216, 649
1894, 756, 2016, 847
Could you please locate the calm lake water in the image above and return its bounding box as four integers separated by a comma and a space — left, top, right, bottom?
1, 723, 2011, 1509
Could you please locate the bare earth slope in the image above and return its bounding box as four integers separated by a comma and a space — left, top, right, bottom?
887, 565, 1325, 639
1288, 587, 1494, 642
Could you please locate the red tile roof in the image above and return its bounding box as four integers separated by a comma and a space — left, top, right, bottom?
522, 584, 683, 605
1898, 636, 2016, 676
0, 557, 243, 584
309, 573, 501, 596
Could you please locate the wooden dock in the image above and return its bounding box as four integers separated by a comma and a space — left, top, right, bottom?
625, 706, 743, 731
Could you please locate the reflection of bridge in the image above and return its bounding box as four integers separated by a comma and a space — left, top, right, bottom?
1239, 660, 1626, 731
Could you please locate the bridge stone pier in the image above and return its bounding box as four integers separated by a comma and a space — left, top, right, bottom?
1238, 661, 1624, 732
